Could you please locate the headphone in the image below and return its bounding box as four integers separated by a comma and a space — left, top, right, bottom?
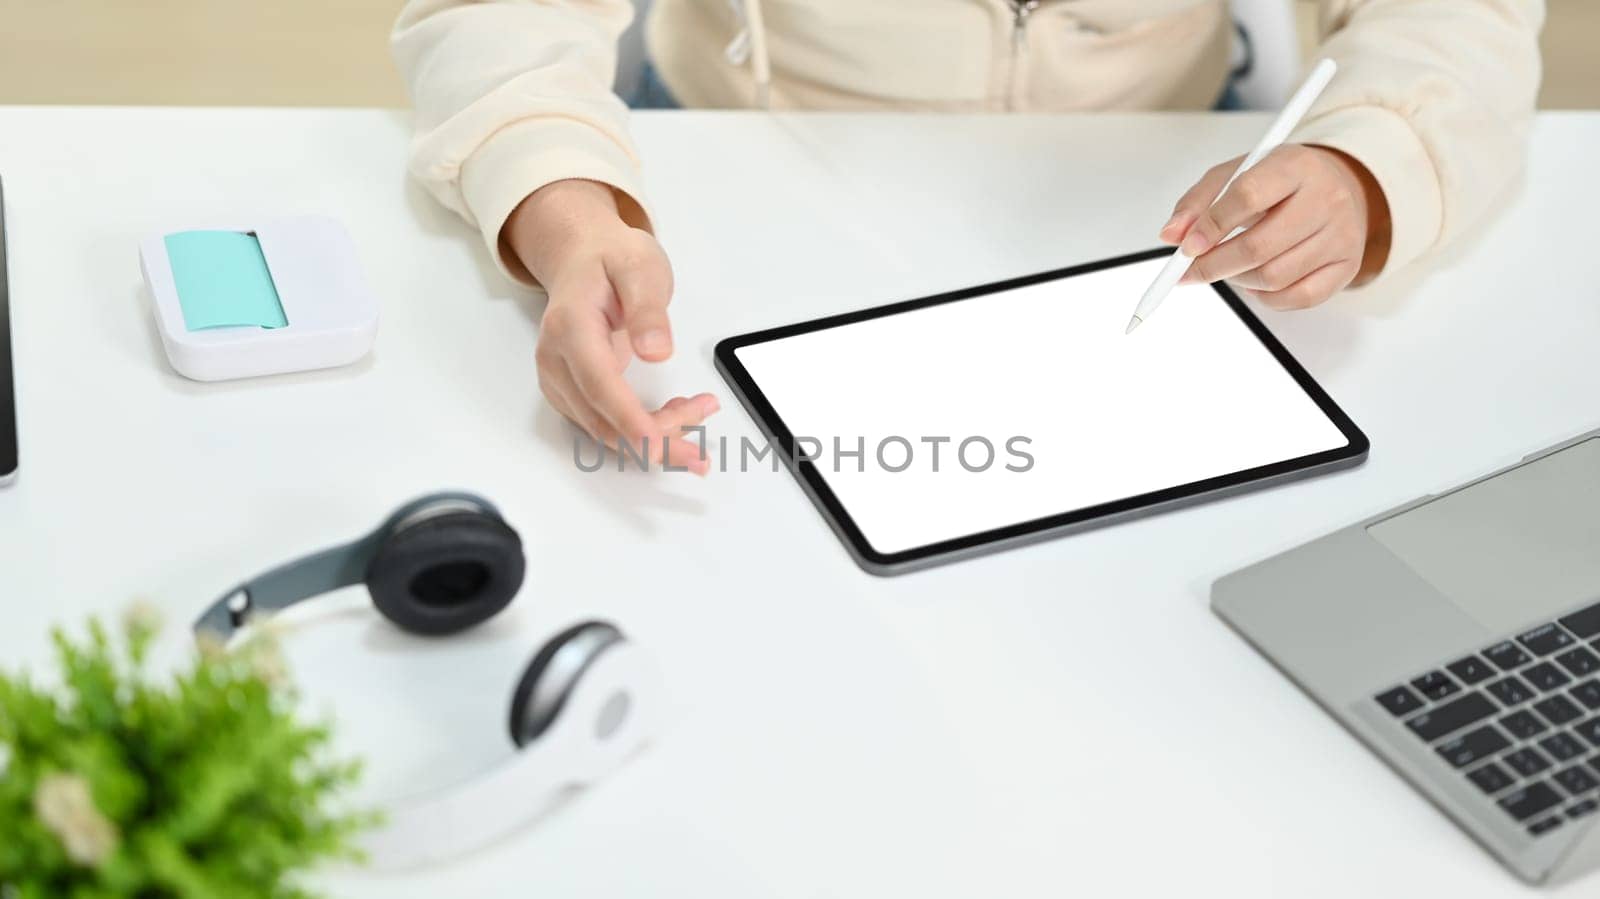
191, 491, 660, 869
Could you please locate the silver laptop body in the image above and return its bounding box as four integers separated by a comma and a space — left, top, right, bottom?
1213, 429, 1600, 885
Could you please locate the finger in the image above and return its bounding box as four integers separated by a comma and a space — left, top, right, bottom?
538, 330, 614, 440
1180, 158, 1299, 258
1226, 225, 1341, 293
1183, 192, 1324, 286
559, 376, 711, 475
1162, 156, 1240, 244
654, 393, 720, 430
565, 319, 668, 460
653, 394, 720, 475
548, 361, 619, 445
661, 435, 711, 475
537, 341, 585, 429
1245, 259, 1359, 311
566, 393, 705, 474
603, 242, 675, 361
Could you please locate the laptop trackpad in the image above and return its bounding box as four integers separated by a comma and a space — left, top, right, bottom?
1368, 438, 1600, 633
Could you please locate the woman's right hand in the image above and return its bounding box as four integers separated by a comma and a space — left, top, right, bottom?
504, 179, 718, 474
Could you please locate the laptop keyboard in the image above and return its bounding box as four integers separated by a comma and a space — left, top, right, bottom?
1375, 598, 1600, 839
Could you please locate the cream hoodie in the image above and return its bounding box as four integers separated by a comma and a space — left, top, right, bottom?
392, 0, 1544, 285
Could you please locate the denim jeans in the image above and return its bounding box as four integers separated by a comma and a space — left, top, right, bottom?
628, 60, 683, 110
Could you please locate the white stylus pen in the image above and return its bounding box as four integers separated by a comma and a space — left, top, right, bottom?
1125, 58, 1339, 335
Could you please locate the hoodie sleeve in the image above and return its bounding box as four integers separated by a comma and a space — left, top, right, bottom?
1292, 0, 1544, 276
392, 0, 648, 284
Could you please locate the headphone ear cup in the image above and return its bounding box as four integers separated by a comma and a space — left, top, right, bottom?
365, 511, 525, 636
508, 621, 625, 747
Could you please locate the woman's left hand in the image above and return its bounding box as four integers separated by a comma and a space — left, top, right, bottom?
1162, 144, 1391, 310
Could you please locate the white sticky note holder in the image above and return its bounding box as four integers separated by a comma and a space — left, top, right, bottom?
139, 216, 379, 381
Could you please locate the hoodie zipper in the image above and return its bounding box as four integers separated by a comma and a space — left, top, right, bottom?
1006, 0, 1040, 110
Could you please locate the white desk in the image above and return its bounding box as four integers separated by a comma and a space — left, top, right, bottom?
2, 107, 1598, 897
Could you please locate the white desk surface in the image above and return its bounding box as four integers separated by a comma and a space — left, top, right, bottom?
2, 107, 1599, 897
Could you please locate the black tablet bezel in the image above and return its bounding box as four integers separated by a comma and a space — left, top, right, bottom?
714, 247, 1369, 575
0, 176, 15, 483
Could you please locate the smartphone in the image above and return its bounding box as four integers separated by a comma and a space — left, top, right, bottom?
0, 176, 15, 486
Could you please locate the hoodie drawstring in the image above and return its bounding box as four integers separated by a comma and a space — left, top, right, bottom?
725, 0, 772, 109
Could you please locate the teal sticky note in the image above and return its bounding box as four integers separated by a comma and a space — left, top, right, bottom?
164, 231, 288, 330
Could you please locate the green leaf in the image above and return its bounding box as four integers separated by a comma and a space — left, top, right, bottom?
0, 614, 373, 897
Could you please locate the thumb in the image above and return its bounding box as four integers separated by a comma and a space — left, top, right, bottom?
604, 239, 675, 362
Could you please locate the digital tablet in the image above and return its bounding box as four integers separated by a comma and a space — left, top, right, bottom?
714, 248, 1368, 575
0, 177, 14, 487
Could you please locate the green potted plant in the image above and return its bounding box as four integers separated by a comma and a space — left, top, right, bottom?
0, 605, 374, 897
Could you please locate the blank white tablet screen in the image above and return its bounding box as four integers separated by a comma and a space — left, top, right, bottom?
732, 256, 1351, 556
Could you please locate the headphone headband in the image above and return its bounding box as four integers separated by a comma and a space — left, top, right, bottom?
193, 492, 502, 641
360, 637, 661, 869
191, 493, 658, 868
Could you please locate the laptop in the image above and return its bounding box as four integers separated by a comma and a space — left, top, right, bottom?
1213, 429, 1600, 885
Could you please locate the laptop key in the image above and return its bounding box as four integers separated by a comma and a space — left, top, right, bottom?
1558, 600, 1600, 640
1528, 816, 1564, 836
1520, 624, 1576, 656
1535, 694, 1584, 726
1446, 656, 1496, 686
1571, 679, 1600, 710
1375, 685, 1424, 717
1568, 798, 1599, 820
1437, 726, 1511, 768
1556, 647, 1600, 677
1505, 748, 1552, 777
1411, 671, 1459, 701
1541, 732, 1588, 762
1500, 710, 1549, 740
1501, 782, 1564, 821
1575, 717, 1600, 747
1407, 693, 1497, 742
1467, 762, 1515, 795
1487, 676, 1535, 707
1524, 662, 1572, 692
1555, 766, 1600, 796
1485, 641, 1533, 671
